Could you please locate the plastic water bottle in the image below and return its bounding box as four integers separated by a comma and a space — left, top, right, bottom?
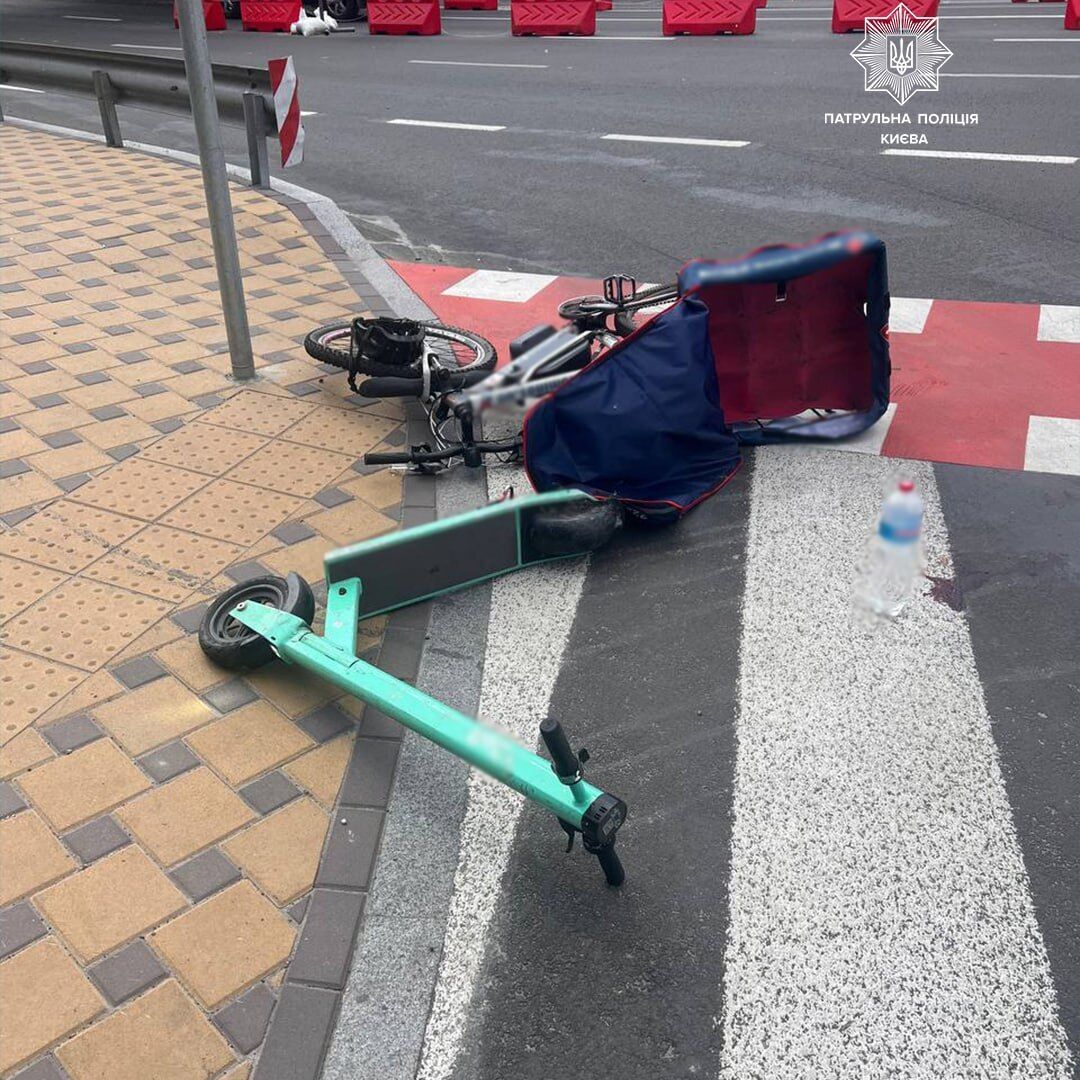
853, 478, 925, 619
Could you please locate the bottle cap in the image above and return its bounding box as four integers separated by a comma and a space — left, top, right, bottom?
898, 479, 915, 493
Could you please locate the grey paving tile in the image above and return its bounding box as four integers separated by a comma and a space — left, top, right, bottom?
202, 678, 258, 714
152, 417, 185, 434
213, 982, 276, 1054
0, 902, 47, 960
41, 714, 103, 754
31, 395, 67, 410
337, 738, 400, 809
110, 654, 167, 690
271, 521, 316, 546
75, 371, 109, 386
20, 360, 54, 375
254, 983, 339, 1080
1, 507, 36, 527
372, 627, 423, 684
314, 487, 351, 509
101, 438, 140, 462
296, 704, 352, 745
134, 382, 167, 398
62, 815, 130, 864
0, 784, 28, 819
169, 848, 240, 903
192, 393, 225, 409
117, 350, 148, 365
0, 459, 29, 479
56, 474, 91, 493
137, 739, 200, 783
401, 506, 436, 527
171, 360, 205, 374
287, 381, 321, 398
315, 809, 383, 891
224, 560, 270, 584
89, 403, 126, 421
171, 602, 207, 634
87, 940, 166, 1006
10, 1053, 69, 1080
353, 706, 403, 741
240, 771, 301, 815
287, 895, 310, 925
402, 472, 437, 508
286, 888, 365, 989
41, 430, 81, 449
0, 417, 18, 434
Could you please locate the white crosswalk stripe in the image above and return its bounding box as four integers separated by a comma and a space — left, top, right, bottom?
721, 449, 1072, 1079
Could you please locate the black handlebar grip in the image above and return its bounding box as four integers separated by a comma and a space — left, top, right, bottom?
364, 451, 412, 465
595, 843, 625, 887
358, 376, 424, 398
540, 717, 580, 781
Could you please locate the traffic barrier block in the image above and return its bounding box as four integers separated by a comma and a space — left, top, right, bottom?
369, 0, 442, 32
754, 0, 766, 7
662, 0, 756, 35
511, 0, 596, 34
445, 0, 497, 9
831, 0, 938, 32
240, 0, 302, 31
1067, 0, 1079, 27
173, 1, 228, 29
596, 0, 613, 10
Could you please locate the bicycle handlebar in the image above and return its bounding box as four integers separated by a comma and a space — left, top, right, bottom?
358, 368, 492, 400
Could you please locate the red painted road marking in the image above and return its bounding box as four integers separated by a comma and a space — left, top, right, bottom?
389, 260, 1080, 475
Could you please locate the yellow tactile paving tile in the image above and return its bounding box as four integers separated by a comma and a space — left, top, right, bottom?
0, 123, 391, 1074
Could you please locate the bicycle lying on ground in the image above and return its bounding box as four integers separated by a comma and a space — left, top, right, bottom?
303, 275, 677, 473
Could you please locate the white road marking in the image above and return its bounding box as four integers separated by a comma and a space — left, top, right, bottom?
994, 37, 1080, 41
387, 118, 506, 131
1037, 304, 1080, 343
63, 13, 121, 19
110, 43, 185, 50
940, 72, 1080, 78
408, 59, 549, 68
759, 10, 1068, 15
890, 296, 935, 334
1025, 417, 1080, 476
0, 85, 45, 94
722, 448, 1073, 1080
300, 110, 318, 117
833, 402, 898, 456
542, 35, 675, 40
603, 133, 749, 147
443, 269, 557, 302
417, 468, 589, 1080
882, 149, 1078, 164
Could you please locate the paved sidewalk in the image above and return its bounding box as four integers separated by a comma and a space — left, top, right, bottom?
0, 126, 409, 1079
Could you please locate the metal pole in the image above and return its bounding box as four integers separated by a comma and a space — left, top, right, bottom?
242, 92, 270, 189
175, 0, 255, 381
91, 71, 123, 148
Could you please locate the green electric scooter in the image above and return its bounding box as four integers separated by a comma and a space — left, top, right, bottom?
199, 489, 628, 887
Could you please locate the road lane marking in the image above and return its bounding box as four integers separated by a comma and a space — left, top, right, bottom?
111, 43, 184, 50
1037, 304, 1080, 343
1025, 417, 1080, 476
603, 133, 749, 147
64, 14, 121, 19
940, 71, 1080, 78
408, 59, 548, 68
387, 118, 506, 131
994, 37, 1080, 41
443, 269, 557, 302
0, 85, 45, 94
300, 111, 318, 117
417, 466, 589, 1080
890, 297, 935, 334
722, 449, 1073, 1079
882, 149, 1078, 164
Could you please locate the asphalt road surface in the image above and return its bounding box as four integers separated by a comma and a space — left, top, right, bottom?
2, 0, 1078, 303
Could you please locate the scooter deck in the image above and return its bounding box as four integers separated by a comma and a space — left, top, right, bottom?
323, 488, 591, 621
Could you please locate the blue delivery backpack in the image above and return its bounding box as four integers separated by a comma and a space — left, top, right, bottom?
523, 231, 891, 520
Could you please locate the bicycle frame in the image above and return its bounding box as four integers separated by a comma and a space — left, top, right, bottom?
225, 489, 627, 885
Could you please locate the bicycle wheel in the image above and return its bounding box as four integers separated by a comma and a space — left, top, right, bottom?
304, 321, 496, 379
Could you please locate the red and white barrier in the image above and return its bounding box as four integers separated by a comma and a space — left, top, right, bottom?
369, 0, 442, 33
173, 1, 227, 30
1067, 0, 1079, 27
596, 0, 613, 11
444, 0, 497, 10
662, 0, 756, 34
268, 56, 304, 168
511, 0, 596, 34
241, 0, 301, 30
832, 0, 938, 32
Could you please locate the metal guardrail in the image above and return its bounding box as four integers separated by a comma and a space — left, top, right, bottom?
0, 41, 279, 187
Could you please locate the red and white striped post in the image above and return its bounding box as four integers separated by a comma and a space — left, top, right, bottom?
268, 57, 305, 168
